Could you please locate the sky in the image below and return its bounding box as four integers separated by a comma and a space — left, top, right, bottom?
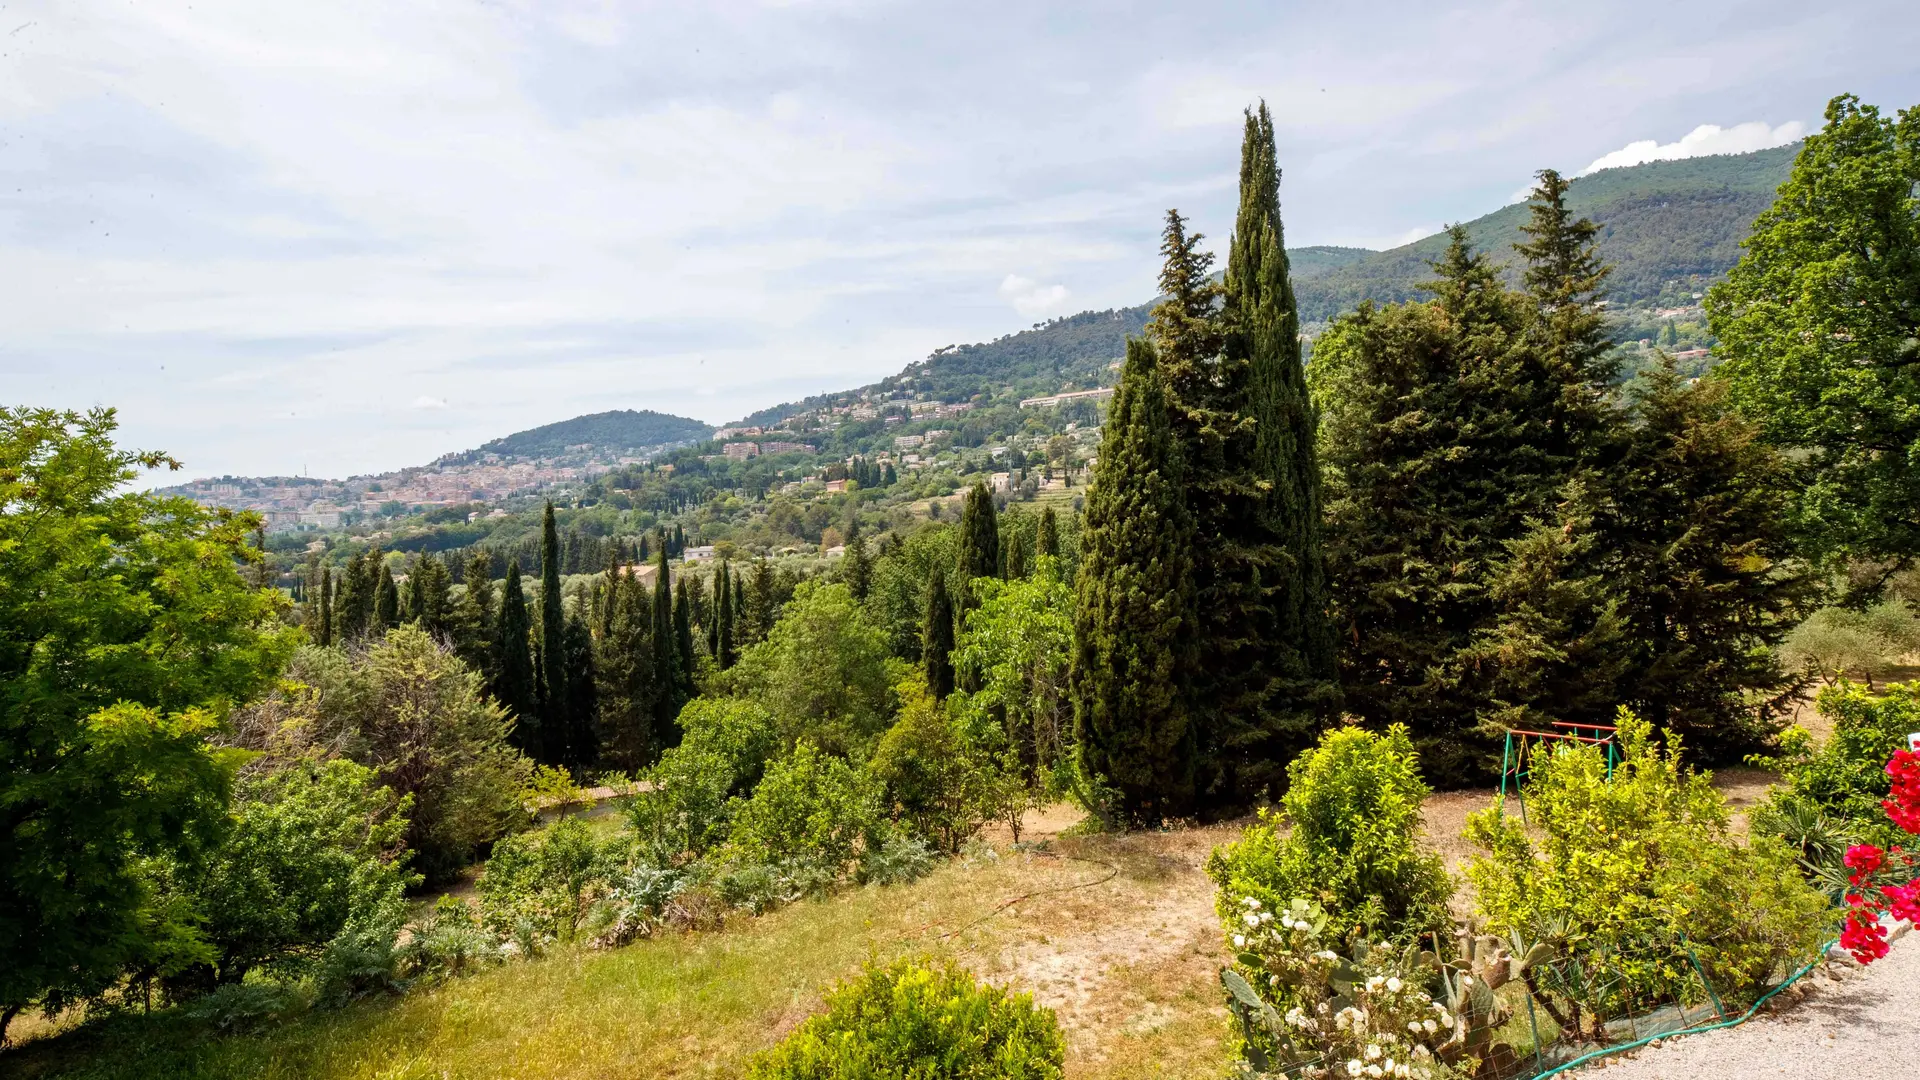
1, 1, 1915, 484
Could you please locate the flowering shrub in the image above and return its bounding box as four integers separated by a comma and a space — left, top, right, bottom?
1750, 681, 1920, 850
1837, 748, 1920, 964
1219, 896, 1476, 1080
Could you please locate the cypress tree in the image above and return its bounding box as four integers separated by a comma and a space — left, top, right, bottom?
411, 553, 453, 638
334, 550, 371, 642
596, 570, 657, 770
922, 561, 955, 700
745, 558, 775, 646
496, 561, 539, 754
844, 521, 872, 600
538, 503, 569, 765
956, 481, 1000, 587
674, 578, 697, 688
715, 561, 736, 669
638, 531, 651, 562
373, 557, 399, 634
563, 609, 599, 768
1037, 506, 1060, 560
316, 564, 333, 647
454, 548, 496, 675
598, 547, 622, 640
1071, 337, 1197, 823
650, 546, 683, 742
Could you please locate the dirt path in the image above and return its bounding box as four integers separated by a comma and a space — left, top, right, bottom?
1574, 934, 1920, 1079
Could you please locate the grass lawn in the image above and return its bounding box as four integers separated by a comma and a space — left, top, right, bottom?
6, 822, 1237, 1080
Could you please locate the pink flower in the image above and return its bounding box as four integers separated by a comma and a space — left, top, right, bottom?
1884, 881, 1920, 926
1846, 844, 1887, 874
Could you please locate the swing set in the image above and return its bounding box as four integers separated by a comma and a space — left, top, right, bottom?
1498, 721, 1618, 820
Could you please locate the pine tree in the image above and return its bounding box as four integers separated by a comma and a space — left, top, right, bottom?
650, 546, 684, 743
373, 557, 399, 634
537, 503, 569, 765
410, 553, 453, 638
1071, 337, 1197, 823
496, 561, 539, 754
1037, 506, 1060, 560
844, 521, 872, 600
922, 561, 956, 699
316, 564, 333, 647
1602, 360, 1813, 757
1516, 169, 1619, 395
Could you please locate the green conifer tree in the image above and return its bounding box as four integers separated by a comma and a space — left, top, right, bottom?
956, 482, 1001, 588
650, 546, 683, 743
673, 577, 697, 699
595, 571, 657, 770
1071, 337, 1198, 823
715, 561, 736, 669
454, 548, 496, 674
1037, 506, 1060, 560
373, 558, 399, 633
316, 564, 333, 647
562, 609, 598, 768
496, 561, 539, 754
922, 561, 956, 699
537, 503, 569, 765
844, 521, 872, 600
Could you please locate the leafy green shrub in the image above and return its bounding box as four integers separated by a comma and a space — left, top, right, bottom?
727, 741, 881, 871
868, 680, 996, 852
591, 863, 691, 946
716, 858, 837, 914
1207, 725, 1451, 943
311, 901, 407, 1006
245, 627, 534, 883
747, 956, 1065, 1079
719, 581, 896, 756
627, 697, 777, 859
1751, 680, 1920, 850
477, 816, 617, 944
188, 757, 414, 984
1467, 711, 1833, 1010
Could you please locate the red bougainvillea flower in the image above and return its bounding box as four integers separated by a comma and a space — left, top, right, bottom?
1841, 911, 1891, 964
1886, 882, 1920, 926
1846, 844, 1887, 873
1888, 751, 1920, 835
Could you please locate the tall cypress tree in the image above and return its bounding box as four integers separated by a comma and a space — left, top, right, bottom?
496, 561, 538, 754
844, 521, 872, 600
1037, 506, 1060, 560
372, 557, 399, 634
334, 550, 371, 642
715, 561, 736, 669
673, 577, 697, 699
454, 549, 496, 675
650, 546, 683, 742
316, 564, 334, 647
1071, 337, 1198, 823
955, 482, 1000, 603
1157, 104, 1337, 811
410, 553, 453, 638
538, 503, 569, 765
596, 571, 657, 771
562, 609, 599, 769
922, 562, 956, 699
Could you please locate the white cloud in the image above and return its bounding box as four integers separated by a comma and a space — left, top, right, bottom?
998, 274, 1072, 317
1579, 120, 1805, 175
410, 395, 449, 410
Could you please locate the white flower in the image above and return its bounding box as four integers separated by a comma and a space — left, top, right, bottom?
1347, 1062, 1363, 1077
1366, 1044, 1383, 1061
1243, 897, 1262, 908
1366, 975, 1385, 991
1317, 950, 1341, 961
1413, 1044, 1432, 1061
1384, 1059, 1395, 1072
1260, 911, 1274, 923
1365, 1066, 1384, 1079
1386, 977, 1402, 993
1408, 1021, 1423, 1034
1422, 1019, 1437, 1034
1232, 934, 1246, 948
1244, 913, 1261, 928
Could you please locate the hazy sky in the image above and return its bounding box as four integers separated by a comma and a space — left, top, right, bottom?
2, 1, 1915, 483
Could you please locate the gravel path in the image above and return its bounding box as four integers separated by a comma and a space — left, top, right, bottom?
1575, 933, 1920, 1079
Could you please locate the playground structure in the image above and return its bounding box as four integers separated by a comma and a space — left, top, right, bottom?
1499, 721, 1619, 819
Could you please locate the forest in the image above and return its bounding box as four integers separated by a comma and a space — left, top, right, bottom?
3, 92, 1919, 1079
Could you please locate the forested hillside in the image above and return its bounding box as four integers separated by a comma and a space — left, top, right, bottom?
451, 409, 712, 461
